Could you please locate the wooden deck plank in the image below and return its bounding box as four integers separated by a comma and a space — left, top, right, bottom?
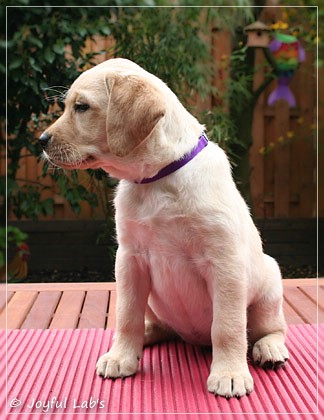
21, 291, 62, 329
0, 290, 13, 313
320, 286, 324, 323
0, 279, 322, 330
7, 282, 116, 292
319, 285, 324, 300
8, 291, 14, 304
2, 291, 38, 329
283, 278, 322, 287
298, 285, 324, 323
283, 287, 317, 324
0, 287, 11, 329
298, 285, 318, 303
5, 278, 321, 292
107, 289, 116, 329
283, 298, 305, 325
300, 285, 324, 308
0, 285, 6, 312
78, 290, 110, 329
49, 290, 85, 329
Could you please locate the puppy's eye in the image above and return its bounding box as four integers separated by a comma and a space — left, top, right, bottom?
74, 102, 90, 112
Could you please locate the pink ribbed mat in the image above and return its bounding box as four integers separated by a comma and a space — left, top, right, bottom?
0, 324, 322, 419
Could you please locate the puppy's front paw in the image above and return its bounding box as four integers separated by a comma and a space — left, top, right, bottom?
96, 352, 139, 379
207, 368, 254, 398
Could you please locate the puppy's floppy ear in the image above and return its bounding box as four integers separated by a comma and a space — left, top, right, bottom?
105, 74, 166, 157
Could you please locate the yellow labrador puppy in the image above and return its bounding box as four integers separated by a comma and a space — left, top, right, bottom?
39, 58, 288, 398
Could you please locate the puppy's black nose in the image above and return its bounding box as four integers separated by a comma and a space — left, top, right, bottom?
39, 132, 52, 149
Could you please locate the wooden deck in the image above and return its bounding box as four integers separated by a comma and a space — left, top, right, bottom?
0, 278, 323, 330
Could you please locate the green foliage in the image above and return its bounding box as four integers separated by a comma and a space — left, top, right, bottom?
1, 4, 260, 270
109, 7, 213, 102
54, 171, 99, 215
0, 226, 28, 268
109, 6, 254, 162
2, 2, 112, 224
3, 4, 257, 227
90, 171, 118, 261
203, 44, 255, 164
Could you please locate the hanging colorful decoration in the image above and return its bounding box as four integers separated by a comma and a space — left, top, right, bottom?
267, 32, 305, 107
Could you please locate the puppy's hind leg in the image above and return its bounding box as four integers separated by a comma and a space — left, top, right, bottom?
248, 254, 289, 369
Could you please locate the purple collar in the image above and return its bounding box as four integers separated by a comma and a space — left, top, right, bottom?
137, 133, 208, 184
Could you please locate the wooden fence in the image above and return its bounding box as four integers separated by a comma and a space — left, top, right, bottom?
7, 25, 319, 221
250, 48, 317, 218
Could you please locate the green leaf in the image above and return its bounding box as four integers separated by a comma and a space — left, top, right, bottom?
78, 27, 87, 37
44, 48, 55, 64
29, 60, 42, 73
28, 78, 39, 94
9, 57, 23, 70
7, 226, 28, 246
53, 41, 65, 54
100, 26, 111, 36
29, 35, 43, 49
42, 198, 54, 216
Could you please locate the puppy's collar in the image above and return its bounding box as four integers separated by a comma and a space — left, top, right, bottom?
136, 133, 208, 184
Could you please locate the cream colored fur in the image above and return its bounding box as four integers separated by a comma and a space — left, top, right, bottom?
40, 58, 288, 398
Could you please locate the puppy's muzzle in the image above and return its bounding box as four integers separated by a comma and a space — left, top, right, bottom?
39, 132, 52, 149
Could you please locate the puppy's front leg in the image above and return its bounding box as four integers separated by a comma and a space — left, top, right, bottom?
96, 248, 150, 379
207, 269, 253, 398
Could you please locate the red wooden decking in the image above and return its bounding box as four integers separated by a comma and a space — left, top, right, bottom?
0, 278, 323, 330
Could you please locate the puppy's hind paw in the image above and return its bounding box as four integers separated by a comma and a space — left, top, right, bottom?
252, 335, 289, 369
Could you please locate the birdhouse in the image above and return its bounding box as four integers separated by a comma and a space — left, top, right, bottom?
245, 21, 271, 48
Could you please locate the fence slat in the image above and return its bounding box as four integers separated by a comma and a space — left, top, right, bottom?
250, 49, 266, 217
274, 101, 290, 217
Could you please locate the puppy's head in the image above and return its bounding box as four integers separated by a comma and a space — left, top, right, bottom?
39, 59, 166, 172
